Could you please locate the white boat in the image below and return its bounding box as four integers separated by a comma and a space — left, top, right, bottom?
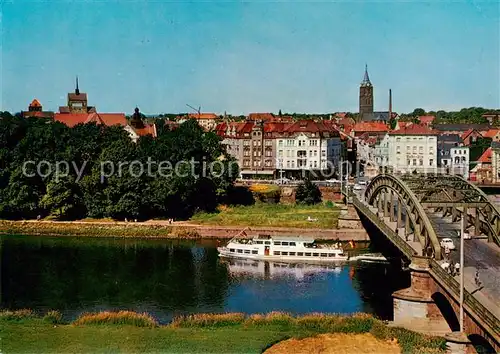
349, 253, 389, 264
217, 235, 349, 262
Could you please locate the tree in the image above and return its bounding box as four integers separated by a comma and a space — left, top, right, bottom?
412, 108, 426, 117
278, 109, 282, 116
295, 180, 322, 205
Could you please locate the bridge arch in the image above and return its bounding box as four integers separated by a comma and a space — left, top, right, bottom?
468, 334, 497, 354
431, 292, 460, 332
364, 174, 442, 260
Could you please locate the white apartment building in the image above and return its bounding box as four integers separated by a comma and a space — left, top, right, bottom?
450, 146, 469, 179
388, 125, 438, 174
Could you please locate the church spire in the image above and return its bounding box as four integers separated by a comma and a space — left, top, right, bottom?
361, 64, 371, 87
75, 76, 80, 95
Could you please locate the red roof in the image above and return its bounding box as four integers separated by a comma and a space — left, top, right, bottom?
29, 98, 42, 107
131, 124, 157, 137
418, 115, 435, 124
248, 113, 275, 121
188, 113, 218, 119
478, 147, 492, 163
483, 129, 499, 138
389, 124, 438, 136
352, 122, 389, 134
54, 112, 126, 128
338, 117, 355, 126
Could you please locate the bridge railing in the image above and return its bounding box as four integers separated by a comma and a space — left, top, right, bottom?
429, 259, 500, 338
351, 193, 417, 259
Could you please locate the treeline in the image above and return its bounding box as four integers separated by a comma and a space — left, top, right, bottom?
0, 112, 238, 221
400, 107, 497, 124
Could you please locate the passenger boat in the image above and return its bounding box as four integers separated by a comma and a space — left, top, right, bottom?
217, 235, 349, 262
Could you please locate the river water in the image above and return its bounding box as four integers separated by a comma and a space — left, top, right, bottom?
0, 235, 409, 324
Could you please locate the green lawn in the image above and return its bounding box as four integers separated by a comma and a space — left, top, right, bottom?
1, 321, 293, 353
190, 203, 340, 229
0, 312, 447, 354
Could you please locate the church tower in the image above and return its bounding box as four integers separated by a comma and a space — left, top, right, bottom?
359, 64, 374, 120
68, 76, 88, 113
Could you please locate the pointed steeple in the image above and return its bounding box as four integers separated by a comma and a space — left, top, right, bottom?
361, 64, 372, 87
75, 76, 80, 95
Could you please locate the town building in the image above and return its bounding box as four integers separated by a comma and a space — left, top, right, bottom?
21, 99, 54, 119
491, 142, 500, 184
387, 124, 439, 174
124, 107, 157, 143
216, 120, 343, 179
438, 134, 462, 168
470, 147, 492, 184
58, 77, 95, 114
418, 115, 435, 126
450, 145, 470, 179
185, 113, 219, 131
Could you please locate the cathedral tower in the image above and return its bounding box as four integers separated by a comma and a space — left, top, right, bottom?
359, 64, 374, 120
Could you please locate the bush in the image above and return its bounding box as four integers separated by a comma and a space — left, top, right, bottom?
73, 311, 158, 327
43, 310, 63, 324
170, 313, 245, 328
0, 309, 35, 321
295, 180, 322, 205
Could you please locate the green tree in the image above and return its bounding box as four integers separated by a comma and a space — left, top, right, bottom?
40, 176, 85, 219
412, 108, 426, 117
295, 180, 322, 205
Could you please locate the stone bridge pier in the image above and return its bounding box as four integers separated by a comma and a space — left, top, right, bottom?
392, 256, 499, 354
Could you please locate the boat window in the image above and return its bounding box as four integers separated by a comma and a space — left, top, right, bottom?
274, 241, 281, 245
229, 248, 235, 252
252, 250, 258, 254
320, 253, 327, 257
297, 252, 303, 256
281, 242, 289, 246
265, 241, 271, 245
305, 252, 312, 256
313, 253, 319, 257
289, 242, 296, 246
256, 241, 263, 244
237, 249, 243, 253
274, 251, 281, 255
289, 252, 296, 256
282, 252, 288, 256
244, 250, 251, 254
328, 253, 335, 257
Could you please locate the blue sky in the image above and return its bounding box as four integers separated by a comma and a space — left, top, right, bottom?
1, 0, 499, 115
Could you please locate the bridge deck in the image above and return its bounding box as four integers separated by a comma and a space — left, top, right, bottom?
426, 211, 500, 318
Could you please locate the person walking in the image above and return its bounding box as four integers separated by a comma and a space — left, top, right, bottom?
454, 262, 460, 276
474, 270, 481, 287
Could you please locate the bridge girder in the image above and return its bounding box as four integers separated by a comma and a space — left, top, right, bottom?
371, 174, 500, 247
364, 174, 442, 260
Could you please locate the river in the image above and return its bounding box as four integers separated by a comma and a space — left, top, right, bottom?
0, 235, 409, 324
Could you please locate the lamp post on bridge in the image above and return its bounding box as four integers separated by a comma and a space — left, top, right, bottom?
459, 210, 465, 332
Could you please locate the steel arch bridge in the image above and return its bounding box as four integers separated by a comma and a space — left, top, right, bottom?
362, 174, 500, 261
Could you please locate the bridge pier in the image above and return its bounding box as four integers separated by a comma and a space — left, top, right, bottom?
392, 257, 452, 335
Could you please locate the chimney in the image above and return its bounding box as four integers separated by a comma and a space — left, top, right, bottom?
389, 89, 392, 120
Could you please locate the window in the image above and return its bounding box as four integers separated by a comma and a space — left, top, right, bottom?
281, 242, 289, 246
413, 159, 417, 165
413, 146, 417, 153
229, 248, 235, 252
320, 253, 327, 257
244, 250, 250, 254
265, 241, 271, 245
313, 253, 319, 257
396, 146, 401, 154
429, 159, 434, 166
281, 252, 288, 256
256, 241, 263, 244
278, 150, 283, 157
419, 159, 423, 166
252, 250, 258, 254
274, 251, 281, 255
305, 252, 312, 256
310, 140, 318, 146
407, 146, 411, 151
237, 249, 243, 253
419, 147, 423, 153
297, 252, 304, 256
328, 253, 336, 257
289, 252, 296, 256
279, 140, 283, 147
396, 137, 401, 142
407, 159, 410, 165
309, 151, 313, 157
265, 150, 272, 157
314, 150, 317, 157
322, 150, 326, 157
274, 241, 281, 245
243, 140, 250, 146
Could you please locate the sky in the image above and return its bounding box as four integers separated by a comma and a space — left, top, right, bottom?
1, 0, 499, 115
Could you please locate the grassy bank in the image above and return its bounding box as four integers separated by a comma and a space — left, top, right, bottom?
0, 310, 446, 353
190, 203, 340, 229
0, 220, 186, 238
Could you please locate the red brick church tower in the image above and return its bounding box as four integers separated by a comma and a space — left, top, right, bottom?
359, 64, 374, 121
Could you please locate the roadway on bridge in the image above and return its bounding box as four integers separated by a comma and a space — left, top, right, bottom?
425, 212, 500, 318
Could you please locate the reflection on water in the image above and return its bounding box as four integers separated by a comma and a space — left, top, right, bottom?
1, 235, 408, 324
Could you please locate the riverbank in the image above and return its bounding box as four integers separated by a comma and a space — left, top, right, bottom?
0, 220, 369, 240
0, 310, 446, 354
